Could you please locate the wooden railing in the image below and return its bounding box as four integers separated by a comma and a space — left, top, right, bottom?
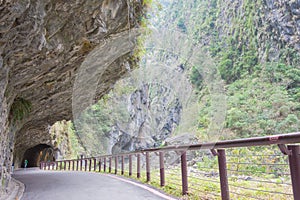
41, 132, 300, 200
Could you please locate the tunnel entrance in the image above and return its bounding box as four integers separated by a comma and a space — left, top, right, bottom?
21, 144, 55, 168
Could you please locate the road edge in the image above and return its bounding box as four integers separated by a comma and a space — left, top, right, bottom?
103, 173, 179, 200
9, 177, 25, 200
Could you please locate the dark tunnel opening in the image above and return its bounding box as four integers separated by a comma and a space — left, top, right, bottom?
21, 144, 55, 168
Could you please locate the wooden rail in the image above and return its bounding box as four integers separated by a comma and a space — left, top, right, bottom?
41, 132, 300, 200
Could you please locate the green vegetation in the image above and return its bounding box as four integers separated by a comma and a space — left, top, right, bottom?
226, 76, 300, 137
50, 121, 84, 159
9, 97, 32, 123
67, 122, 85, 158
73, 87, 131, 156
161, 0, 300, 139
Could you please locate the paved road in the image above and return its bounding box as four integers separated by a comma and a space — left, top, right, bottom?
13, 169, 175, 200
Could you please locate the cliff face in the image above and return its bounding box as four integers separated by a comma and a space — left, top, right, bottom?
110, 83, 182, 154
0, 0, 144, 194
72, 81, 184, 156
160, 0, 300, 138
216, 0, 300, 62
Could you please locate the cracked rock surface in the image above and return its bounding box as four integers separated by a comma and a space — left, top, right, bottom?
0, 0, 144, 195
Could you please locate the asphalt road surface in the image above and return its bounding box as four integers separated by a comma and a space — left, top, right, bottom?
13, 168, 175, 200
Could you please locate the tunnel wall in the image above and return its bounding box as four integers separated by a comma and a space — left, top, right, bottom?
21, 144, 55, 168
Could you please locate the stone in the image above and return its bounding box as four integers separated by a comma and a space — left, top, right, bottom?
106, 83, 183, 154
0, 0, 145, 195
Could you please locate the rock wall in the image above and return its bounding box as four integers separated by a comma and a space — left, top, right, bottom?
0, 0, 144, 195
49, 120, 85, 160
0, 55, 13, 195
110, 83, 182, 154
263, 0, 300, 51
217, 0, 300, 62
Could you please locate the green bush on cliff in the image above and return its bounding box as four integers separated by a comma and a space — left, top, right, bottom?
226, 76, 300, 137
9, 98, 32, 123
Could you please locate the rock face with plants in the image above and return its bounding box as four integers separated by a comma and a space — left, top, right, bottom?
0, 0, 145, 194
69, 0, 300, 155
111, 83, 182, 153
162, 0, 300, 139
73, 81, 183, 155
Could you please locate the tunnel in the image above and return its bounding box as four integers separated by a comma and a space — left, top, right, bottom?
21, 144, 55, 168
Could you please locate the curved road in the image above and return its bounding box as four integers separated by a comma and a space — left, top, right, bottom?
13, 169, 175, 200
